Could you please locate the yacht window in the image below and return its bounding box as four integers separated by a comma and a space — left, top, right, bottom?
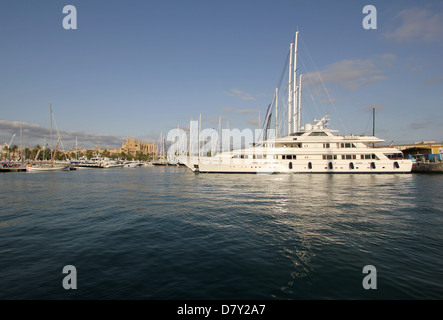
323, 143, 330, 148
309, 132, 328, 136
286, 155, 293, 160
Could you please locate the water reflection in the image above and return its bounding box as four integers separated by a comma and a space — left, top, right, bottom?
186, 173, 420, 297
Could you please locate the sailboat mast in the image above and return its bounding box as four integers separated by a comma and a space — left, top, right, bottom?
177, 124, 180, 157
298, 74, 302, 131
50, 103, 53, 154
198, 113, 201, 158
372, 107, 375, 148
189, 117, 193, 157
258, 110, 260, 130
293, 31, 299, 134
218, 116, 221, 154
288, 42, 293, 135
20, 122, 23, 164
275, 87, 278, 138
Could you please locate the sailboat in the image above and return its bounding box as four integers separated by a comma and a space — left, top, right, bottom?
183, 31, 413, 174
152, 132, 168, 166
27, 104, 70, 172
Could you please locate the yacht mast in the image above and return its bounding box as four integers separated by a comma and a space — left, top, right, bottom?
287, 42, 293, 135
275, 87, 278, 138
298, 74, 302, 131
372, 107, 375, 137
293, 31, 299, 134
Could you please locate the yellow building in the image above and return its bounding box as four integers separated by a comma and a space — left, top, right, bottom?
110, 136, 158, 157
394, 141, 443, 156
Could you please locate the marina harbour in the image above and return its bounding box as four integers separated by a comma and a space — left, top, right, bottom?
0, 167, 442, 299
1, 2, 442, 303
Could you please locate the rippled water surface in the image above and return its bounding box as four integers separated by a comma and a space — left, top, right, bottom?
1, 167, 442, 299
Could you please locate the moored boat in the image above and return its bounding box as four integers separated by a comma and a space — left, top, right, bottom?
182, 31, 413, 174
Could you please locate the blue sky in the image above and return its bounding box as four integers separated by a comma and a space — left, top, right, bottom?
0, 0, 442, 149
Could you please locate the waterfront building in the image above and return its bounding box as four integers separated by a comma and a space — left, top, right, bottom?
110, 136, 158, 157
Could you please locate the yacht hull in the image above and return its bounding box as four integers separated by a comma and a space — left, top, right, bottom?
194, 159, 413, 174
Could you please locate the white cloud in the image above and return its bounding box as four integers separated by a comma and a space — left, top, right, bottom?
424, 77, 443, 84
221, 108, 258, 115
0, 119, 123, 149
225, 89, 256, 101
409, 115, 443, 131
384, 8, 443, 44
361, 104, 389, 113
303, 56, 391, 90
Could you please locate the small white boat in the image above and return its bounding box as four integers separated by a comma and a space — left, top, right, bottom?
75, 161, 102, 169
27, 164, 70, 172
102, 160, 123, 169
122, 161, 141, 168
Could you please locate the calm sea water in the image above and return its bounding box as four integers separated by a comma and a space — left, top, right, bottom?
0, 167, 442, 300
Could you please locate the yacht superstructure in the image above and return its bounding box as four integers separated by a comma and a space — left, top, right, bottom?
191, 114, 412, 173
